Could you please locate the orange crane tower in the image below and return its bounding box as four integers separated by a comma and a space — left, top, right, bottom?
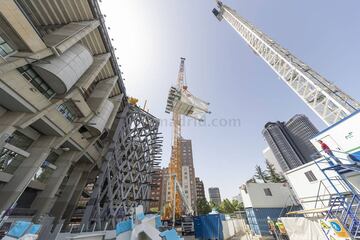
164, 58, 186, 221
163, 58, 210, 221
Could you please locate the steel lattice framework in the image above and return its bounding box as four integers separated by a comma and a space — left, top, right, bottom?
213, 1, 360, 125
80, 103, 162, 230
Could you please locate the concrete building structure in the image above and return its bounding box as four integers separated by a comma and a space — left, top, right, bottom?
180, 139, 197, 212
0, 0, 162, 236
160, 167, 169, 212
240, 182, 298, 236
149, 168, 163, 211
160, 139, 197, 214
262, 114, 319, 172
195, 177, 206, 201
208, 187, 222, 206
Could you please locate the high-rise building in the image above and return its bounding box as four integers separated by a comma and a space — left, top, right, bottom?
160, 139, 198, 214
160, 167, 170, 211
195, 177, 206, 200
209, 187, 222, 206
149, 168, 163, 211
262, 114, 319, 172
180, 139, 197, 212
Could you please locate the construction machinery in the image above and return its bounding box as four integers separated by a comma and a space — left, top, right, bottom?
163, 58, 210, 222
212, 1, 359, 126
212, 1, 360, 238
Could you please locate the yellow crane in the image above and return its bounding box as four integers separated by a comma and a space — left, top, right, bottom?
163, 58, 210, 222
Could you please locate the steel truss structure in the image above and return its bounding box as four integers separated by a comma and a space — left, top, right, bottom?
80, 103, 162, 230
213, 1, 360, 125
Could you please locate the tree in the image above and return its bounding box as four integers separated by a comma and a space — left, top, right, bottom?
218, 199, 244, 214
231, 199, 244, 211
265, 160, 282, 183
254, 165, 268, 183
197, 198, 212, 215
209, 201, 218, 208
279, 173, 287, 183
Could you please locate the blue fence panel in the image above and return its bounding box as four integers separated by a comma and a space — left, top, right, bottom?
194, 214, 223, 240
7, 221, 32, 238
116, 219, 133, 235
245, 208, 261, 235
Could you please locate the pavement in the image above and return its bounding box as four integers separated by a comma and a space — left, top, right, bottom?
182, 235, 195, 240
181, 233, 260, 240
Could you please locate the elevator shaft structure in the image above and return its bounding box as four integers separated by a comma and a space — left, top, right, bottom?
213, 1, 360, 126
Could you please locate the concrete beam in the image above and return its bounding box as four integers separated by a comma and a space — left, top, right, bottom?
0, 48, 53, 76
87, 76, 118, 113
43, 21, 100, 54
75, 53, 111, 91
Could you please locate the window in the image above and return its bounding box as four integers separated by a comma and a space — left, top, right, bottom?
6, 131, 33, 150
264, 188, 272, 196
57, 102, 77, 122
0, 36, 14, 57
18, 65, 56, 99
305, 171, 317, 182
0, 147, 26, 174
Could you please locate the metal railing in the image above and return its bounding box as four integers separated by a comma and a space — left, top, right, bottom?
315, 149, 360, 238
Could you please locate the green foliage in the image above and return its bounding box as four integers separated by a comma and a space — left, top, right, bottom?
218, 199, 244, 214
209, 201, 217, 208
265, 160, 283, 183
253, 162, 286, 183
197, 198, 212, 215
254, 165, 268, 183
231, 199, 244, 211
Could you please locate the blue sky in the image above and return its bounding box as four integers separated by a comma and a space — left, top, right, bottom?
100, 0, 360, 199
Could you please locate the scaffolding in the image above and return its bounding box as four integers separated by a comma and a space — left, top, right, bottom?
314, 151, 360, 238
80, 103, 162, 231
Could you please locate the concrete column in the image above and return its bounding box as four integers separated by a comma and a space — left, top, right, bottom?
50, 166, 86, 223
31, 151, 79, 221
0, 0, 46, 52
63, 171, 90, 224
0, 112, 26, 148
0, 136, 57, 213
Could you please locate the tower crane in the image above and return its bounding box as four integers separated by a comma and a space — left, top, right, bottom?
212, 1, 360, 126
163, 58, 210, 222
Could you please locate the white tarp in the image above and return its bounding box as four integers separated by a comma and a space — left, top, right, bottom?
280, 217, 326, 240
222, 219, 245, 239
165, 86, 210, 121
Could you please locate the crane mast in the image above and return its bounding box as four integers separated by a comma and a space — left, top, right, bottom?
163, 58, 210, 221
169, 58, 186, 220
213, 1, 360, 126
